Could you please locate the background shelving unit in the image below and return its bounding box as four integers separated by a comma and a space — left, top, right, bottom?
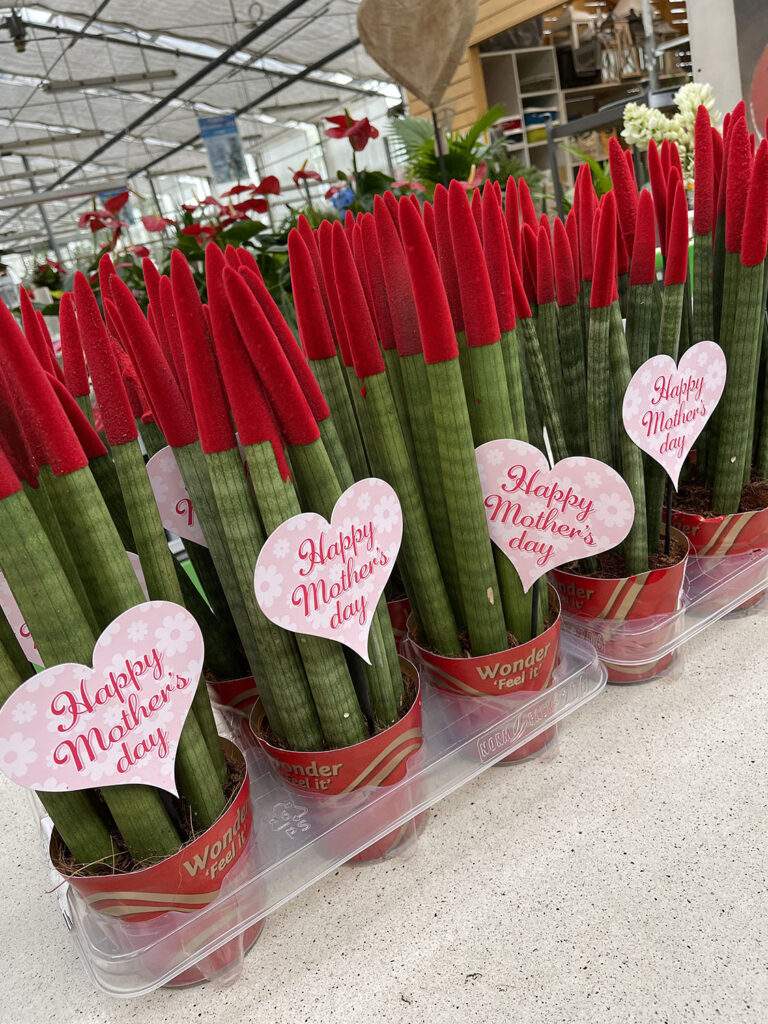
480, 45, 573, 194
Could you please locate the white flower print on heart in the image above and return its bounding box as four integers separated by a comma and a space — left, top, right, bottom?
0, 732, 37, 779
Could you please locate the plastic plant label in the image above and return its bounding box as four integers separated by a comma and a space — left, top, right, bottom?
254, 478, 402, 662
0, 570, 41, 667
622, 341, 727, 487
146, 445, 207, 546
476, 439, 635, 592
0, 601, 203, 795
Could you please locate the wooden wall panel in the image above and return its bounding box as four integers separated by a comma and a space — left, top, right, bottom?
406, 0, 559, 130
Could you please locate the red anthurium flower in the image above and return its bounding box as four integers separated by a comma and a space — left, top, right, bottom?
130, 245, 150, 258
103, 190, 130, 214
325, 112, 380, 152
141, 214, 175, 231
292, 161, 322, 185
181, 202, 198, 213
220, 183, 252, 198
199, 195, 222, 207
233, 197, 269, 214
251, 175, 281, 196
78, 208, 111, 232
325, 184, 342, 200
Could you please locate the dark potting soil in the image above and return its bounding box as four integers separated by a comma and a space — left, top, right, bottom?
256, 670, 418, 754
566, 533, 688, 580
673, 478, 768, 517
53, 745, 246, 877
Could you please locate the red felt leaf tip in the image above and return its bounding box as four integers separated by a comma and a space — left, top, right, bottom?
447, 179, 500, 347
609, 136, 638, 245
331, 222, 384, 379
725, 116, 753, 253
0, 444, 21, 499
238, 263, 330, 421
220, 263, 319, 447
49, 374, 107, 460
481, 189, 516, 332
432, 183, 464, 333
553, 217, 578, 307
470, 188, 483, 238
518, 176, 538, 230
629, 190, 657, 286
565, 208, 580, 281
287, 230, 336, 360
374, 196, 422, 356
73, 272, 137, 446
360, 213, 395, 350
664, 183, 689, 285
693, 105, 715, 235
590, 192, 617, 308
19, 287, 53, 372
170, 248, 235, 454
317, 218, 353, 366
398, 194, 458, 364
536, 224, 555, 305
576, 164, 597, 281
202, 246, 284, 455
647, 139, 668, 255
423, 201, 438, 256
0, 301, 86, 475
58, 291, 89, 397
520, 222, 539, 304
108, 275, 196, 447
741, 140, 768, 267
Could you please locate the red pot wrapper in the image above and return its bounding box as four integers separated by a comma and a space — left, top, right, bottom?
208, 674, 260, 715
552, 530, 689, 683
407, 590, 561, 763
53, 740, 261, 988
387, 597, 412, 655
251, 659, 424, 862
672, 503, 768, 611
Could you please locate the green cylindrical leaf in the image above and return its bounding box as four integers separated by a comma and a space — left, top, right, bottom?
556, 305, 589, 456
288, 437, 404, 728
309, 356, 369, 482
536, 301, 563, 418
499, 329, 529, 443
398, 352, 464, 624
426, 358, 508, 656
0, 489, 176, 865
586, 306, 613, 468
626, 283, 661, 374
110, 440, 226, 792
361, 373, 461, 655
609, 305, 648, 573
519, 316, 569, 463
205, 447, 325, 750
244, 441, 369, 747
712, 262, 765, 513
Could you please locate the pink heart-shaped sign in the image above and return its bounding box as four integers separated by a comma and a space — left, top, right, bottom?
0, 601, 203, 795
476, 440, 635, 592
146, 446, 207, 546
254, 479, 402, 662
622, 341, 727, 487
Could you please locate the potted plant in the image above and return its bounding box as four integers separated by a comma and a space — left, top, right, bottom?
0, 302, 259, 986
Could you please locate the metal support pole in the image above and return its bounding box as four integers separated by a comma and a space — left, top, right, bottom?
641, 0, 659, 91
432, 110, 447, 185
21, 155, 62, 263
146, 174, 164, 215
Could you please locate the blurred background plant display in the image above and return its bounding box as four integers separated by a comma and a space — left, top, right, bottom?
388, 105, 544, 200
621, 82, 720, 185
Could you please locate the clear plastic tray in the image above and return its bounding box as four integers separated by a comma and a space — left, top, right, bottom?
44, 634, 605, 998
560, 549, 768, 672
